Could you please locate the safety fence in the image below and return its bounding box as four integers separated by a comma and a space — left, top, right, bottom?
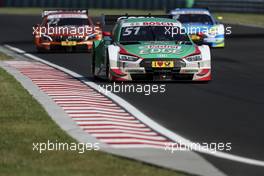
1, 0, 263, 13
194, 0, 264, 13
0, 0, 187, 9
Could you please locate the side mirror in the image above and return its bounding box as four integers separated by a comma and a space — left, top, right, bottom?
103, 31, 112, 37
190, 33, 204, 46
102, 31, 112, 43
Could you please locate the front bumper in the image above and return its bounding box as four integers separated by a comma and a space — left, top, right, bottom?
36, 41, 94, 51
109, 59, 211, 81
34, 34, 103, 51
203, 34, 225, 48
191, 34, 225, 48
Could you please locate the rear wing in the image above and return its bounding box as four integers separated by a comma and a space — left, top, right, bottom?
101, 14, 173, 26
168, 8, 210, 15
42, 9, 88, 18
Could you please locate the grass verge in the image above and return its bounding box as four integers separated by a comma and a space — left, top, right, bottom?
0, 53, 13, 60
213, 13, 264, 27
0, 52, 186, 176
0, 7, 263, 27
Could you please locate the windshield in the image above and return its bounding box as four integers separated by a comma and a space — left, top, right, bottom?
47, 18, 89, 26
177, 14, 213, 25
119, 26, 191, 43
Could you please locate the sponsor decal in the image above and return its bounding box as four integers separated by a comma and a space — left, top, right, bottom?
122, 22, 180, 27
152, 61, 174, 68
140, 48, 181, 55
61, 41, 77, 46
143, 22, 176, 26
181, 69, 199, 73
145, 45, 181, 49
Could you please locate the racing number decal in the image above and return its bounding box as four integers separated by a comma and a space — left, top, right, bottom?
47, 18, 60, 26
122, 27, 140, 36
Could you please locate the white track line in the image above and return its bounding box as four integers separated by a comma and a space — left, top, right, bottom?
5, 44, 264, 167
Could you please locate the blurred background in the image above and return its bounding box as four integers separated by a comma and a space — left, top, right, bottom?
0, 0, 263, 13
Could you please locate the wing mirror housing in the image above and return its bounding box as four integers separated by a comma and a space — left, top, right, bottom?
190, 33, 204, 46
103, 31, 112, 37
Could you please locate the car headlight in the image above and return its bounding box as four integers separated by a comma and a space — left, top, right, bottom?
185, 55, 202, 62
208, 25, 225, 36
119, 54, 139, 62
208, 27, 217, 36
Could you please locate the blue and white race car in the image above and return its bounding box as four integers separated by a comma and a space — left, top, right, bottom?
169, 8, 225, 48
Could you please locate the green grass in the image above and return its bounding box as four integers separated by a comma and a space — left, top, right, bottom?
0, 52, 186, 176
1, 7, 263, 27
0, 53, 12, 60
213, 13, 264, 27
0, 7, 42, 15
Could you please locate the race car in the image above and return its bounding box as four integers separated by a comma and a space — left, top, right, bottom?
169, 8, 225, 48
92, 15, 211, 81
33, 9, 102, 52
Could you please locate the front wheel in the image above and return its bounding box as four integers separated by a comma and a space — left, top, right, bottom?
36, 47, 46, 53
91, 50, 97, 79
105, 54, 110, 81
105, 51, 113, 82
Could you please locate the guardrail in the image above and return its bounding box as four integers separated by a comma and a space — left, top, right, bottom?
194, 0, 264, 13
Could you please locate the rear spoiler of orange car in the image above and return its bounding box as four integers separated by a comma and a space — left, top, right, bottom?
42, 9, 88, 18
101, 14, 173, 26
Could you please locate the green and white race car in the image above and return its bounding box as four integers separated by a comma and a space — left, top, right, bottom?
92, 16, 211, 81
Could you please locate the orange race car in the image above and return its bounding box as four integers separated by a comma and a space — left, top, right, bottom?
33, 9, 102, 52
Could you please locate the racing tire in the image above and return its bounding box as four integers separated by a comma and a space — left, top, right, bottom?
91, 50, 97, 79
105, 50, 113, 82
36, 47, 46, 53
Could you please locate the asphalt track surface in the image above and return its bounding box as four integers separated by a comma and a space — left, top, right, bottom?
1, 14, 264, 176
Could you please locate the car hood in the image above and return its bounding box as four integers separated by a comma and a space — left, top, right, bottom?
119, 41, 196, 59
182, 23, 214, 34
